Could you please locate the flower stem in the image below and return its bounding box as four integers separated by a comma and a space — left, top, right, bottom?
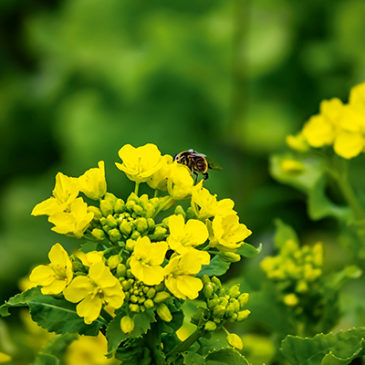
166, 329, 203, 358
134, 182, 140, 196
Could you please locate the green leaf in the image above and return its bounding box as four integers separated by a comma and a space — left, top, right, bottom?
281, 327, 365, 365
115, 339, 152, 365
205, 348, 249, 365
1, 287, 103, 335
274, 219, 299, 249
106, 309, 156, 353
33, 334, 77, 365
236, 243, 262, 258
198, 255, 230, 277
182, 351, 205, 365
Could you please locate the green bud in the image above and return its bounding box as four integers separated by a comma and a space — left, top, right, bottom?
211, 276, 222, 288
126, 269, 133, 278
91, 228, 105, 240
130, 295, 139, 303
157, 303, 172, 322
114, 199, 125, 213
105, 215, 118, 228
146, 288, 156, 299
144, 299, 154, 309
204, 321, 217, 331
121, 315, 135, 334
207, 298, 219, 309
131, 231, 140, 240
138, 297, 145, 304
228, 285, 241, 298
100, 199, 114, 217
238, 293, 249, 308
108, 228, 122, 242
203, 282, 215, 299
71, 257, 84, 272
227, 333, 243, 350
88, 206, 102, 219
108, 255, 120, 270
151, 226, 167, 240
213, 305, 226, 318
237, 310, 250, 321
218, 297, 228, 307
128, 192, 139, 203
129, 304, 140, 312
226, 303, 236, 316
201, 275, 210, 285
133, 205, 144, 216
154, 291, 170, 303
119, 220, 132, 236
145, 203, 155, 217
136, 217, 148, 233
219, 252, 241, 263
116, 264, 127, 277
155, 283, 165, 292
147, 218, 155, 231
126, 200, 136, 211
174, 205, 186, 217
125, 239, 135, 251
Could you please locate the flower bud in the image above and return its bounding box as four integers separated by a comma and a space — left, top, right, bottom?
114, 199, 125, 213
121, 315, 135, 334
144, 299, 154, 309
213, 305, 226, 319
129, 304, 140, 312
100, 199, 114, 217
203, 282, 215, 299
131, 231, 140, 240
237, 310, 250, 321
116, 263, 127, 277
154, 291, 170, 303
207, 298, 219, 309
228, 285, 241, 298
219, 252, 241, 263
174, 205, 186, 217
211, 277, 221, 288
283, 293, 299, 306
125, 239, 135, 251
105, 215, 118, 228
157, 303, 172, 322
107, 255, 120, 270
150, 226, 167, 240
147, 218, 155, 231
88, 206, 102, 219
146, 288, 156, 299
204, 321, 217, 331
108, 228, 122, 242
201, 275, 210, 285
238, 293, 249, 308
121, 279, 132, 290
91, 228, 105, 240
227, 333, 243, 350
136, 217, 148, 233
119, 220, 132, 236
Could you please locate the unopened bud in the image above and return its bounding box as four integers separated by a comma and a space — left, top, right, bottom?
150, 226, 167, 240
136, 218, 148, 233
100, 199, 114, 217
204, 321, 217, 331
125, 239, 135, 251
238, 293, 249, 308
105, 215, 117, 228
227, 333, 243, 350
129, 304, 140, 312
283, 293, 299, 306
114, 199, 125, 213
130, 231, 140, 240
88, 206, 102, 219
154, 291, 170, 303
228, 285, 241, 298
121, 315, 135, 334
219, 252, 241, 263
213, 305, 226, 318
116, 263, 127, 277
146, 288, 156, 299
174, 205, 186, 217
147, 218, 155, 231
157, 303, 172, 322
107, 255, 120, 270
119, 220, 132, 236
211, 277, 221, 288
237, 310, 250, 321
108, 228, 122, 242
144, 299, 154, 309
91, 228, 105, 240
203, 282, 215, 299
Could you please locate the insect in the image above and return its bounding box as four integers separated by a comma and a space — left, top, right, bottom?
174, 149, 219, 181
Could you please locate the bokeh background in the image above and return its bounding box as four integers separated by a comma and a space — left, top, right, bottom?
1, 0, 365, 361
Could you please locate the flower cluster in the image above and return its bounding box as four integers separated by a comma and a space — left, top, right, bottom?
29, 143, 252, 343
288, 82, 365, 159
261, 239, 323, 308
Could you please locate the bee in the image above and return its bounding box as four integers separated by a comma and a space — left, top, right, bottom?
174, 149, 219, 181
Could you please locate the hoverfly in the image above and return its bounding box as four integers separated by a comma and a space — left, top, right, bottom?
173, 149, 220, 181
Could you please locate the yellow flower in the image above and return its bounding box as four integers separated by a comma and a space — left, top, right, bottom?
167, 214, 208, 254
78, 161, 107, 200
349, 81, 365, 106
280, 159, 305, 174
65, 332, 114, 365
164, 250, 210, 300
48, 197, 94, 238
334, 130, 364, 159
115, 143, 163, 183
30, 243, 73, 295
167, 162, 194, 200
286, 133, 309, 152
0, 352, 11, 363
147, 154, 173, 191
32, 172, 79, 216
64, 261, 125, 324
75, 251, 104, 266
302, 114, 335, 148
210, 214, 252, 251
191, 182, 235, 219
129, 236, 168, 285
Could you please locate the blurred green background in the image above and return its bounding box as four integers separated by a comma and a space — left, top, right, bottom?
1, 0, 365, 308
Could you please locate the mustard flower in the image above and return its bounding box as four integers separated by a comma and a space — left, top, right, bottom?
146, 154, 173, 191
63, 261, 125, 324
0, 352, 11, 363
78, 161, 107, 200
164, 250, 210, 300
48, 197, 94, 238
29, 243, 73, 295
32, 172, 79, 217
210, 214, 252, 251
191, 182, 235, 219
129, 236, 168, 285
115, 143, 163, 183
167, 162, 194, 200
167, 214, 208, 254
75, 251, 104, 267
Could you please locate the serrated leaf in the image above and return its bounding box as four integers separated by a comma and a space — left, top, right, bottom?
308, 176, 351, 221
198, 255, 230, 277
236, 243, 262, 258
182, 351, 205, 365
205, 348, 249, 365
281, 327, 365, 365
106, 309, 156, 353
1, 287, 103, 335
274, 219, 299, 249
33, 334, 77, 365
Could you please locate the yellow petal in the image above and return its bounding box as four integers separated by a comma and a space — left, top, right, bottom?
53, 172, 79, 204
185, 219, 208, 246
0, 352, 11, 363
41, 279, 67, 295
31, 197, 63, 216
88, 261, 117, 288
334, 132, 364, 159
63, 276, 92, 303
29, 265, 54, 286
76, 295, 102, 324
48, 243, 70, 267
175, 275, 203, 300
302, 114, 334, 147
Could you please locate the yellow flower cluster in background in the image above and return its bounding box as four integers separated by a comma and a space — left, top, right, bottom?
288, 82, 365, 159
29, 143, 252, 336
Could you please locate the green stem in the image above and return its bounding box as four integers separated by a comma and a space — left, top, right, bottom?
153, 196, 175, 217
134, 182, 140, 196
166, 329, 203, 358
